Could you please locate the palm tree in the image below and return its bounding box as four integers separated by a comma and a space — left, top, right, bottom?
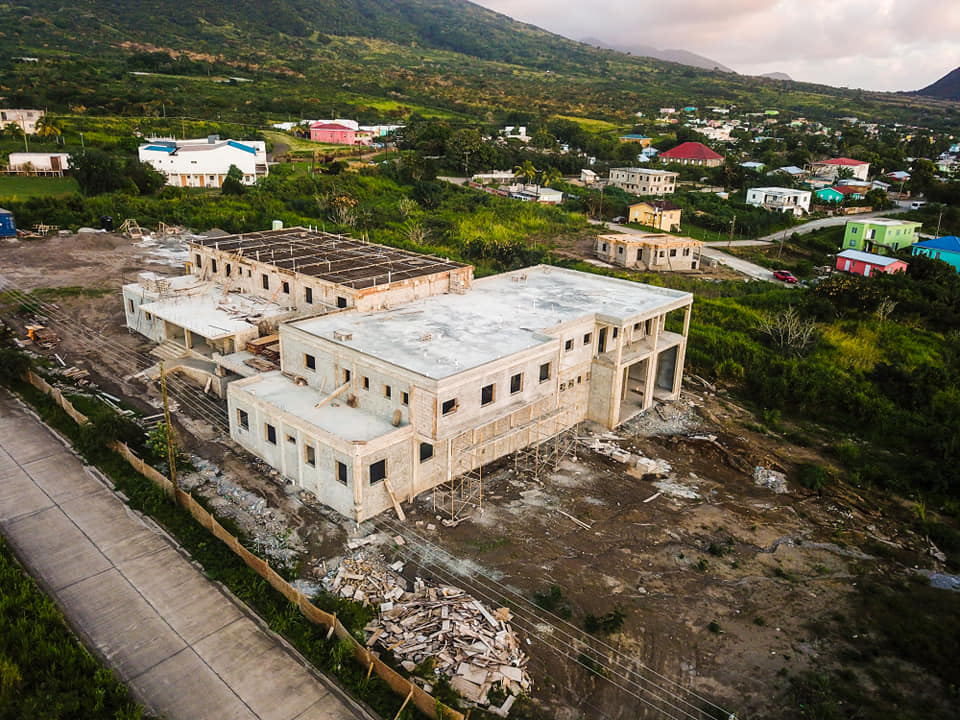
513, 160, 538, 187
541, 167, 562, 188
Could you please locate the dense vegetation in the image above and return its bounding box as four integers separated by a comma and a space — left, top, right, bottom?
1, 0, 958, 131
0, 537, 149, 719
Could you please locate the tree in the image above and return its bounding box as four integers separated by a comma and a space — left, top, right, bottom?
68, 148, 125, 195
540, 167, 562, 187
445, 128, 483, 176
756, 307, 817, 357
513, 160, 538, 186
124, 159, 166, 195
220, 164, 245, 195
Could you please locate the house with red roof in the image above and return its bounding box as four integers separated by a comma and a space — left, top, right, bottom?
659, 141, 724, 167
310, 122, 364, 145
808, 157, 870, 181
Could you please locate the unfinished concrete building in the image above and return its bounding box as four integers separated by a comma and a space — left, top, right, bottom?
596, 233, 702, 272
124, 227, 472, 359
227, 265, 693, 522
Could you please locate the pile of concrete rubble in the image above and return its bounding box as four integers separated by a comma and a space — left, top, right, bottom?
323, 555, 531, 709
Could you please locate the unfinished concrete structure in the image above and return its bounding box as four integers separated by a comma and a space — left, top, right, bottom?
596, 233, 702, 272
228, 265, 693, 522
124, 227, 472, 357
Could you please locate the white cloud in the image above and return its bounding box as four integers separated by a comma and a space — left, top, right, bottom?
472, 0, 960, 90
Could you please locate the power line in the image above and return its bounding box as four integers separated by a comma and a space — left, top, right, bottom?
0, 276, 228, 429
376, 515, 728, 720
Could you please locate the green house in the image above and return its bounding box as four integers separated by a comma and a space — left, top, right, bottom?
842, 218, 922, 256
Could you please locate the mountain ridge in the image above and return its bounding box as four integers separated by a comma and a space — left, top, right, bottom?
916, 66, 960, 100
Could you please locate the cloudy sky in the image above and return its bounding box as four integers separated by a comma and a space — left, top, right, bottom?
471, 0, 958, 91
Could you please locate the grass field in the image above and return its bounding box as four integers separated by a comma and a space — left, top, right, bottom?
0, 175, 79, 200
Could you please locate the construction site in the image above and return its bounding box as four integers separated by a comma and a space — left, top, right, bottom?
0, 223, 952, 720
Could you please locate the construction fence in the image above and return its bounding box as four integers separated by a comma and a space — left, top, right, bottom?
23, 370, 462, 720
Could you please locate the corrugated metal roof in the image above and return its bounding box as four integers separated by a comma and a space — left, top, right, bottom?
837, 249, 905, 266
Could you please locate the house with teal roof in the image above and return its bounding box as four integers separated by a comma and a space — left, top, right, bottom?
815, 187, 844, 203
912, 236, 960, 273
842, 217, 922, 256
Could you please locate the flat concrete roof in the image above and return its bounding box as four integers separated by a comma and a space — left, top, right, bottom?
240, 372, 403, 442
291, 265, 691, 380
848, 217, 919, 227
189, 227, 468, 290
137, 284, 295, 340
598, 233, 701, 247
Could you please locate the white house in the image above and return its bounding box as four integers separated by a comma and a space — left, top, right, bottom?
745, 187, 811, 216
7, 152, 70, 175
0, 108, 44, 135
608, 168, 678, 195
138, 136, 268, 188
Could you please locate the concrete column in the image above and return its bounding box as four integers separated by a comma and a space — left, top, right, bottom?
607, 327, 627, 427
643, 316, 661, 410
352, 444, 364, 521
184, 329, 192, 349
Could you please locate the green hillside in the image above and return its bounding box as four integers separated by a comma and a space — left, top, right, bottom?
0, 0, 957, 129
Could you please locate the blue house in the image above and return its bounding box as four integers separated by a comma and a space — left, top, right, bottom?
0, 208, 15, 238
912, 236, 960, 273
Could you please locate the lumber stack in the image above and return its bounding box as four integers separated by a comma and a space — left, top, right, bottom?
324, 555, 531, 706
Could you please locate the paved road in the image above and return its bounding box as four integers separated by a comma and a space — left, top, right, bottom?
0, 390, 371, 720
754, 208, 906, 243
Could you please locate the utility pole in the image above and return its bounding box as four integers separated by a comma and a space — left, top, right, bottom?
159, 362, 178, 490
937, 209, 943, 238
727, 214, 736, 248
778, 228, 787, 259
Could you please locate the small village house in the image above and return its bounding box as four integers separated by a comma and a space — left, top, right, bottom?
595, 233, 701, 271
0, 108, 43, 135
912, 236, 960, 273
745, 187, 811, 216
808, 157, 870, 181
6, 152, 70, 176
627, 200, 682, 231
659, 141, 724, 167
835, 249, 908, 277
310, 122, 368, 145
608, 168, 678, 195
842, 218, 922, 255
815, 187, 844, 204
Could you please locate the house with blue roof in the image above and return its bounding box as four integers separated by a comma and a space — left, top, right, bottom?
912, 236, 960, 273
138, 135, 268, 188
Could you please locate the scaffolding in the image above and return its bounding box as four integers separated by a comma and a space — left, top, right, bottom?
433, 390, 586, 521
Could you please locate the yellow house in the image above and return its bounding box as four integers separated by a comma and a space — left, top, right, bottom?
628, 200, 682, 232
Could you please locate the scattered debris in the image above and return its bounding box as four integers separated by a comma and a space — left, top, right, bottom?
753, 466, 789, 494
323, 555, 532, 705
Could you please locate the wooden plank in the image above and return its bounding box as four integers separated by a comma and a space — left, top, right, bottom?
383, 478, 407, 522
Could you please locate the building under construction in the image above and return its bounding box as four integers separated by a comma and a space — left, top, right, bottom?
125, 226, 693, 523
227, 264, 693, 522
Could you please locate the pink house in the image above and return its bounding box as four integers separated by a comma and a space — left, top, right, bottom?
835, 249, 907, 277
309, 122, 358, 145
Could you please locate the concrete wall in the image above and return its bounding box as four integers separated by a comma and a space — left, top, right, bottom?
228, 376, 414, 521
122, 285, 165, 343
188, 244, 472, 316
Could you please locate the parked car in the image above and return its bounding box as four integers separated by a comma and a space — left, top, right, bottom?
611, 216, 626, 223
773, 270, 798, 283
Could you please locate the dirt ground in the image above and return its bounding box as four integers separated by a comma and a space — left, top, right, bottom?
0, 231, 946, 720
